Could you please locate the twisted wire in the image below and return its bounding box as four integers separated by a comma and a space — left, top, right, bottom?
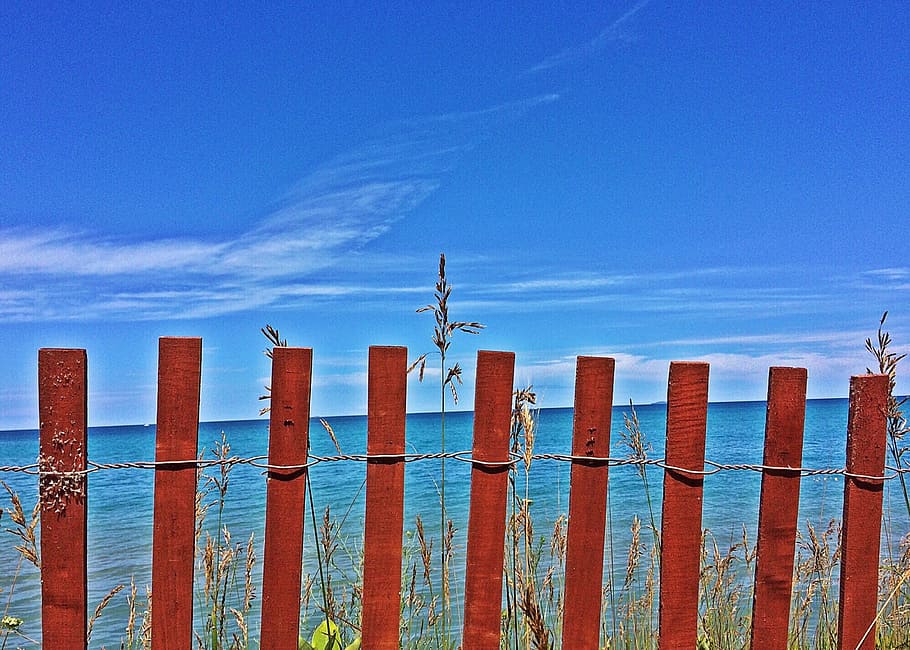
1, 450, 907, 482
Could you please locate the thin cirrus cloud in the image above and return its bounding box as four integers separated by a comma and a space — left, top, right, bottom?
857, 268, 910, 290
512, 346, 872, 404
525, 0, 651, 74
452, 268, 848, 316
642, 330, 867, 351
863, 267, 909, 280
0, 95, 558, 322
0, 229, 227, 276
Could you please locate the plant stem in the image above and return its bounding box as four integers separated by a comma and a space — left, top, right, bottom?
439, 355, 449, 647
887, 421, 910, 520
307, 471, 336, 648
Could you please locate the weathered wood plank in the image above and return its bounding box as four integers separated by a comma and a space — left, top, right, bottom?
260, 347, 313, 649
151, 337, 202, 649
658, 361, 710, 650
462, 351, 515, 648
751, 366, 807, 648
38, 348, 88, 650
361, 346, 408, 648
562, 356, 615, 648
837, 373, 889, 650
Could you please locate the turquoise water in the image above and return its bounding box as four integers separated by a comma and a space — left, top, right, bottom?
1, 399, 907, 647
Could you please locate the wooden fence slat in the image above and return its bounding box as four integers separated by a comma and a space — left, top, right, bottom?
151, 337, 202, 649
750, 366, 808, 647
658, 361, 710, 650
361, 346, 408, 649
561, 356, 615, 648
462, 350, 516, 648
260, 347, 313, 650
38, 348, 88, 650
837, 373, 889, 650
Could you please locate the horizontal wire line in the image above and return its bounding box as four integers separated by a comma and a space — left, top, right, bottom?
1, 450, 907, 481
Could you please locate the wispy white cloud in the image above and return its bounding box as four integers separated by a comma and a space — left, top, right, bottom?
438, 264, 908, 329
470, 267, 733, 294
526, 1, 651, 74
0, 97, 557, 322
640, 330, 867, 350
864, 268, 909, 280
456, 285, 838, 316
513, 345, 887, 405
405, 94, 561, 125
855, 268, 910, 290
0, 229, 226, 276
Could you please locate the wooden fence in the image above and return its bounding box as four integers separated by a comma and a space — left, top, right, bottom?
30, 337, 890, 649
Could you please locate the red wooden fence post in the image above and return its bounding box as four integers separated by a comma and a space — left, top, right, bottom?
38, 348, 88, 650
837, 373, 889, 650
561, 356, 615, 648
462, 350, 515, 648
751, 366, 808, 648
361, 346, 408, 649
260, 347, 313, 650
151, 337, 202, 649
658, 361, 710, 650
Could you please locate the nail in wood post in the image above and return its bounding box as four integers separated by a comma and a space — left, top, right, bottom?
260, 347, 313, 650
462, 351, 515, 648
151, 337, 202, 649
658, 361, 710, 650
361, 346, 408, 649
837, 373, 889, 650
562, 357, 615, 648
751, 367, 807, 648
38, 349, 88, 650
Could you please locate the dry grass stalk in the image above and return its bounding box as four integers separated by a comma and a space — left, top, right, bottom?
121, 579, 152, 650
697, 528, 753, 649
610, 503, 659, 647
409, 253, 484, 648
443, 518, 455, 613
519, 577, 551, 650
300, 502, 365, 646
503, 386, 568, 649
410, 253, 485, 402
123, 577, 138, 647
400, 523, 436, 647
624, 516, 643, 592
618, 402, 659, 549
321, 418, 343, 455
229, 608, 248, 649
870, 531, 910, 647
789, 519, 842, 646
1, 482, 41, 649
412, 513, 440, 631
87, 583, 124, 644
866, 311, 910, 520
1, 482, 39, 569
191, 433, 258, 650
415, 515, 433, 589
243, 532, 255, 612
320, 505, 339, 619
257, 324, 288, 414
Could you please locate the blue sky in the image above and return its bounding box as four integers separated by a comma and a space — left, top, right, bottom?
1, 2, 907, 429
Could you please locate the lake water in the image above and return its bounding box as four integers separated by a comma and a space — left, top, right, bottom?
1, 398, 907, 647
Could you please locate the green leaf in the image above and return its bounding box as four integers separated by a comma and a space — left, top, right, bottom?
299, 638, 316, 650
311, 619, 342, 650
